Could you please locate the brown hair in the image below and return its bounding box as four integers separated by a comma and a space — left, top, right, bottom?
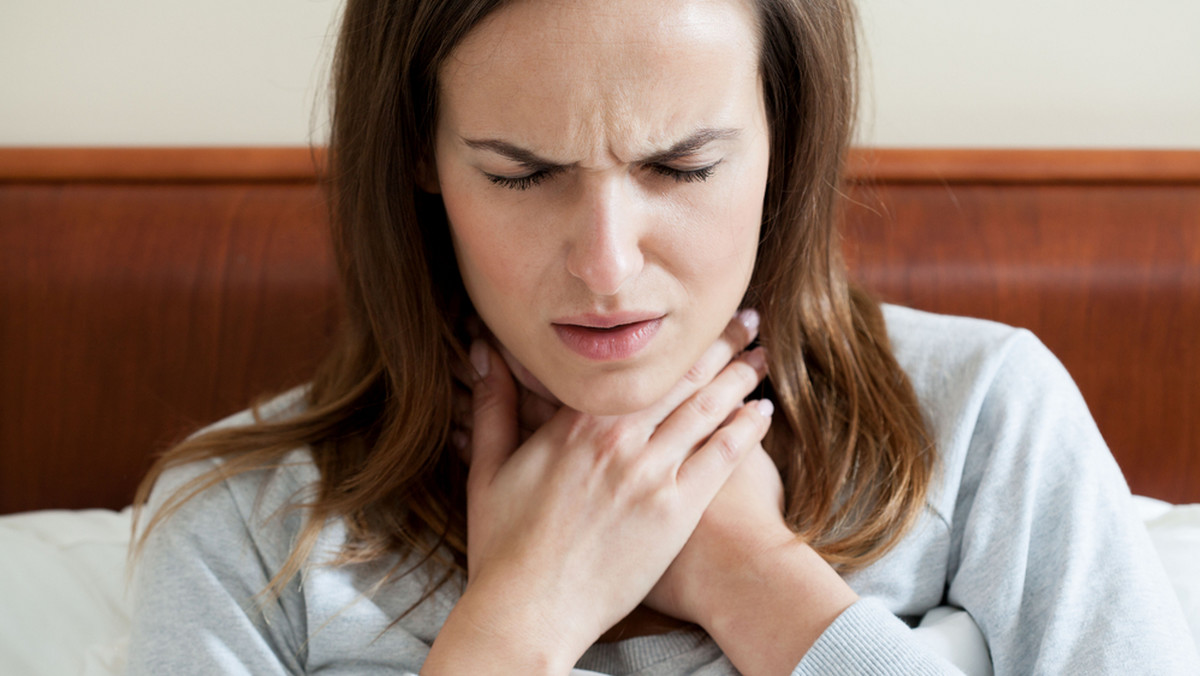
133, 0, 933, 600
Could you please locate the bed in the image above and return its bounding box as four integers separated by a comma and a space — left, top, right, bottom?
1, 147, 1197, 674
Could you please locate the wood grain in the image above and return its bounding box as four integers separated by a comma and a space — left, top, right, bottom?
3, 147, 1196, 184
2, 147, 1197, 511
0, 147, 325, 183
851, 148, 1200, 184
0, 182, 339, 512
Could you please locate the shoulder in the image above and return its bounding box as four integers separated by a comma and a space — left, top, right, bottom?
881, 303, 1049, 390
880, 305, 1107, 518
881, 303, 1084, 431
129, 388, 329, 672
881, 303, 1073, 448
141, 387, 321, 564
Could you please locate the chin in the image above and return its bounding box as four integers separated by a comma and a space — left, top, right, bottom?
550, 372, 668, 417
582, 398, 646, 417
559, 392, 654, 417
497, 339, 676, 415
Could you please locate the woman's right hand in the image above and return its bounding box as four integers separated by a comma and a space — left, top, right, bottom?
422, 311, 771, 674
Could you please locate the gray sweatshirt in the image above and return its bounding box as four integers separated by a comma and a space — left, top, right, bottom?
126, 306, 1200, 674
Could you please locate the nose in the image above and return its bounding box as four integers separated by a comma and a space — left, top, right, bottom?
565, 177, 645, 296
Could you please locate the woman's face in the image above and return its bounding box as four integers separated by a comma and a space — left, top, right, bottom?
434, 0, 770, 415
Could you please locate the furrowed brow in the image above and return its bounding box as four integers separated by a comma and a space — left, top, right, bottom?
640, 128, 741, 164
462, 127, 741, 167
462, 138, 564, 169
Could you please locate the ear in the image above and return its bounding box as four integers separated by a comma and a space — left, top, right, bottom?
416, 155, 441, 194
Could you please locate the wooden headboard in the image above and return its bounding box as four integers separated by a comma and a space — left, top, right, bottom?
2, 148, 1197, 513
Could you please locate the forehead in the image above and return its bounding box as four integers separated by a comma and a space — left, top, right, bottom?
437, 0, 763, 156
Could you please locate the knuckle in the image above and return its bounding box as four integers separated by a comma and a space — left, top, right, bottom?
596, 424, 627, 451
624, 456, 666, 493
712, 429, 742, 464
683, 359, 710, 387
472, 391, 500, 416
688, 389, 724, 421
733, 359, 760, 389
563, 412, 597, 443
590, 419, 641, 461
645, 482, 677, 514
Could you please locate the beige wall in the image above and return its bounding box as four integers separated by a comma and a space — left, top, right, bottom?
1, 0, 340, 146
2, 0, 1198, 147
858, 0, 1200, 147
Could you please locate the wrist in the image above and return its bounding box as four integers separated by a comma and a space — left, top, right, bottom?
683, 521, 797, 628
423, 585, 581, 675
696, 535, 858, 676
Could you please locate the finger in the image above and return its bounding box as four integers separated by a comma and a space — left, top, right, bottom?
450, 428, 471, 462
651, 346, 768, 455
642, 308, 759, 423
675, 399, 774, 500
467, 340, 520, 491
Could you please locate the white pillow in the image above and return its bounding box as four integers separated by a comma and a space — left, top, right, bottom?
0, 508, 132, 676
1137, 497, 1200, 651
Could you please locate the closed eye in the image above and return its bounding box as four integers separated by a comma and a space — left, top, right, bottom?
484, 161, 721, 191
484, 167, 562, 191
649, 161, 721, 184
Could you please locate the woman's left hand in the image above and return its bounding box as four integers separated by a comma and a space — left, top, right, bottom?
644, 434, 859, 676
643, 441, 790, 623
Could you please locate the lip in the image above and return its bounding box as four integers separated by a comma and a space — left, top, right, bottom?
552, 313, 664, 361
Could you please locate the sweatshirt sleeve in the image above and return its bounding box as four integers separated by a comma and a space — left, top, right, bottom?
942, 332, 1199, 674
793, 328, 1199, 675
792, 599, 964, 675
124, 455, 432, 676
125, 458, 311, 676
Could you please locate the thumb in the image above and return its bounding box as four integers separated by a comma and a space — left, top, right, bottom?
467, 340, 519, 490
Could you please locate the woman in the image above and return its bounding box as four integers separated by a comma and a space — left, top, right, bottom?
127, 0, 1199, 673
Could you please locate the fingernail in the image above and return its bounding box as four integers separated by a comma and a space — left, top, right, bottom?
470, 341, 490, 379
744, 346, 767, 374
738, 308, 760, 335
755, 399, 775, 418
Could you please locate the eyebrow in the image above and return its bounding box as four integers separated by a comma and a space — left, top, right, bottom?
462, 127, 741, 168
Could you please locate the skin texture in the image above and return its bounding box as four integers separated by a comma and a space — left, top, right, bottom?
432, 0, 770, 416
422, 1, 858, 673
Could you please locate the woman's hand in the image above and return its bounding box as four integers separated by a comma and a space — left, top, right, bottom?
643, 423, 860, 676
424, 312, 770, 673
643, 442, 789, 623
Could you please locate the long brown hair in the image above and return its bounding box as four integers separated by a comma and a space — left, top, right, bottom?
133, 0, 933, 599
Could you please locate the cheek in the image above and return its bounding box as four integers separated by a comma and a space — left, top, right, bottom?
719, 154, 769, 279
671, 174, 764, 292
444, 181, 526, 299
443, 183, 557, 352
